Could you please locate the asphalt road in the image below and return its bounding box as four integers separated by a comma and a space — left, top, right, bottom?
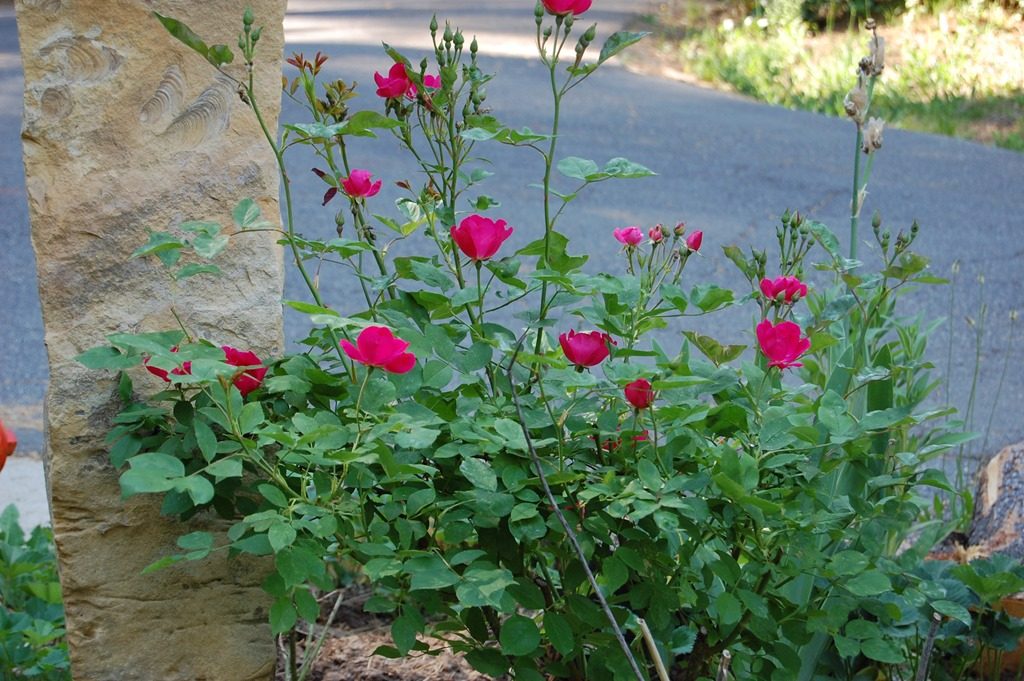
2, 1, 1022, 477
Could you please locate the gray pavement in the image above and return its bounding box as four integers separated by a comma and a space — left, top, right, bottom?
2, 1, 1023, 529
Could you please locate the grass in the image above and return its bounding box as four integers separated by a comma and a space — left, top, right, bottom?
629, 0, 1024, 150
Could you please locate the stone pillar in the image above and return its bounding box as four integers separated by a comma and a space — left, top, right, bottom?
15, 1, 286, 679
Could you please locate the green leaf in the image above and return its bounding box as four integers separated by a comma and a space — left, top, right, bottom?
557, 156, 599, 181
205, 457, 243, 480
339, 110, 403, 137
544, 612, 575, 656
175, 263, 221, 280
132, 230, 184, 265
460, 458, 497, 492
270, 597, 297, 635
177, 531, 213, 551
259, 483, 289, 508
465, 648, 510, 677
176, 474, 214, 505
932, 599, 972, 626
860, 638, 903, 664
407, 555, 459, 591
844, 570, 891, 597
276, 546, 324, 587
294, 588, 319, 622
77, 345, 137, 371
493, 418, 528, 452
153, 13, 210, 61
206, 44, 234, 67
391, 615, 419, 655
684, 331, 745, 365
194, 419, 217, 463
120, 452, 185, 497
421, 360, 453, 389
268, 523, 297, 552
233, 198, 269, 229
456, 568, 516, 608
500, 615, 541, 656
715, 592, 742, 626
598, 31, 649, 64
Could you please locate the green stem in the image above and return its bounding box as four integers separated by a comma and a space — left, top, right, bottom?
245, 72, 351, 373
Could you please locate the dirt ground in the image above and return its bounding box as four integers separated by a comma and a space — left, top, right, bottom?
275, 587, 494, 681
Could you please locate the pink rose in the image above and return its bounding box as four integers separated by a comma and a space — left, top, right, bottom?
341, 169, 382, 199
341, 326, 417, 374
686, 230, 703, 253
144, 346, 192, 382
559, 330, 615, 368
760, 275, 808, 304
0, 419, 16, 474
756, 320, 810, 370
222, 346, 268, 397
374, 63, 441, 99
450, 214, 514, 261
624, 378, 655, 410
649, 226, 665, 244
542, 0, 593, 16
613, 226, 644, 248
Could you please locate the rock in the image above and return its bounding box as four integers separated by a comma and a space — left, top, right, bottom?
968, 441, 1024, 560
14, 1, 286, 678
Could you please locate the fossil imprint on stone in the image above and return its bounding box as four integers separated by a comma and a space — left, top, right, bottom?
39, 35, 123, 82
157, 74, 235, 148
139, 64, 185, 126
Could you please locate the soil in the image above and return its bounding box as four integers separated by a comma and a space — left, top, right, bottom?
274, 587, 493, 681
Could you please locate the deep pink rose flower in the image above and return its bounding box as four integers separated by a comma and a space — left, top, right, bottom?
341, 169, 382, 199
756, 320, 810, 370
649, 226, 665, 243
624, 378, 655, 410
144, 346, 192, 382
686, 230, 703, 252
341, 326, 416, 374
613, 226, 644, 248
374, 63, 413, 98
374, 63, 441, 99
450, 214, 513, 261
760, 275, 808, 304
559, 330, 615, 368
542, 0, 593, 16
0, 419, 16, 474
222, 346, 268, 397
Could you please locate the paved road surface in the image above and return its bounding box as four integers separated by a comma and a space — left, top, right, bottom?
1, 1, 1022, 526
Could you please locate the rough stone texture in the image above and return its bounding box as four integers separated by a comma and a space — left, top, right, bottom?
969, 441, 1024, 561
15, 1, 286, 679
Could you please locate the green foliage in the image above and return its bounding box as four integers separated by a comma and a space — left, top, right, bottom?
77, 7, 1024, 681
0, 506, 70, 680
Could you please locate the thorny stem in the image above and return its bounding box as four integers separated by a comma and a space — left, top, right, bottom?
508, 335, 646, 681
245, 67, 352, 375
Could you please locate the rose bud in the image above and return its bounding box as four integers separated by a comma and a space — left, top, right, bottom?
624, 378, 655, 409
759, 275, 808, 304
559, 329, 615, 368
613, 226, 644, 248
685, 230, 703, 253
542, 0, 593, 16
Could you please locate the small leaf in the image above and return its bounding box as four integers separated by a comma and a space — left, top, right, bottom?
460, 458, 497, 492
598, 31, 649, 64
500, 615, 541, 656
154, 12, 210, 60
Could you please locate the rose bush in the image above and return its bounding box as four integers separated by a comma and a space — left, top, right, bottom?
77, 5, 1024, 681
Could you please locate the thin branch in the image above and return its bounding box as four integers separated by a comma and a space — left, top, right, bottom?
716, 650, 732, 681
914, 613, 942, 681
507, 335, 646, 681
638, 617, 669, 681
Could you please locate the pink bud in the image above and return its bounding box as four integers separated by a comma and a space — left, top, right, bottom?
686, 230, 703, 252
759, 275, 809, 304
542, 0, 593, 15
649, 226, 665, 244
624, 378, 655, 409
